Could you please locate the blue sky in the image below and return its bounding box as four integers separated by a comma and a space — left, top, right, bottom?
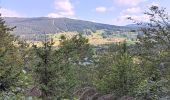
0, 0, 169, 25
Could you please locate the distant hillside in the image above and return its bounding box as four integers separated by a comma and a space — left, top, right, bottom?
4, 17, 137, 44
4, 17, 132, 34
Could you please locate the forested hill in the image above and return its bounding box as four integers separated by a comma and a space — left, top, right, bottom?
4, 17, 132, 35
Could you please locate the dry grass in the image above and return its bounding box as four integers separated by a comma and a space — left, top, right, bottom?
88, 34, 126, 45
29, 32, 126, 47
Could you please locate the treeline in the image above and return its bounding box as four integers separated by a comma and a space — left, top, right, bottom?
0, 6, 170, 100
5, 17, 130, 36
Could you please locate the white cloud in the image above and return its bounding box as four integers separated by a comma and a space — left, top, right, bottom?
47, 0, 75, 18
0, 8, 22, 17
114, 15, 132, 25
95, 7, 107, 13
122, 7, 142, 14
95, 6, 114, 13
47, 13, 64, 18
114, 6, 149, 25
128, 14, 149, 21
114, 14, 149, 25
54, 0, 73, 13
115, 0, 147, 6
147, 2, 159, 8
113, 6, 147, 25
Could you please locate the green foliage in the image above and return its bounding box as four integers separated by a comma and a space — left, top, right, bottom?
129, 5, 170, 99
32, 38, 62, 99
0, 16, 26, 97
93, 42, 142, 97
32, 34, 94, 99
58, 34, 94, 98
1, 5, 170, 100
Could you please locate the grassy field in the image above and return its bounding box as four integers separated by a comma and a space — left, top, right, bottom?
27, 31, 137, 46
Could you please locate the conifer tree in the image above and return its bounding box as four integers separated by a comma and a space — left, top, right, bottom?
0, 16, 24, 97
94, 42, 141, 97
32, 37, 59, 99
57, 34, 94, 99
32, 34, 93, 99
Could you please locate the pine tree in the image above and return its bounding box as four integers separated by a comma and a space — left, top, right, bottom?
32, 37, 59, 99
58, 34, 94, 99
32, 34, 93, 99
0, 16, 24, 97
94, 42, 141, 97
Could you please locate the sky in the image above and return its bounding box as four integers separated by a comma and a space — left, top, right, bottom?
0, 0, 169, 25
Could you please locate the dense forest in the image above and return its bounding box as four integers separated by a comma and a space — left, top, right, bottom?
0, 6, 170, 100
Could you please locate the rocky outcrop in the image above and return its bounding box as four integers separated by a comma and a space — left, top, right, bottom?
97, 94, 116, 100
79, 88, 96, 100
90, 93, 102, 100
118, 96, 134, 100
25, 86, 41, 97
75, 87, 116, 100
75, 87, 138, 100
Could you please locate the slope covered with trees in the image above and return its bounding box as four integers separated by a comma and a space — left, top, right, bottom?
0, 5, 170, 100
4, 17, 131, 35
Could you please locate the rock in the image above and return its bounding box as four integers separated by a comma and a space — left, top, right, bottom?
79, 88, 96, 100
97, 94, 116, 100
90, 93, 102, 100
25, 86, 41, 97
118, 96, 134, 100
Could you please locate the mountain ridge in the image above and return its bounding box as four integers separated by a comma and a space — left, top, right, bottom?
4, 17, 132, 34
